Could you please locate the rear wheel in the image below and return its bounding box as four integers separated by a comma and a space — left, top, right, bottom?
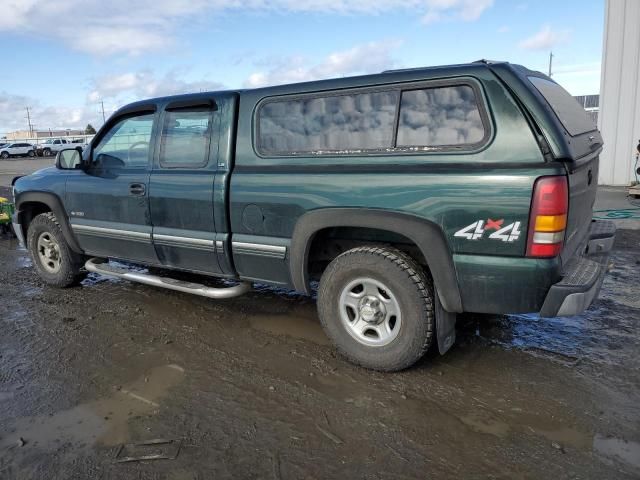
27, 150, 35, 157
27, 212, 85, 287
317, 246, 435, 371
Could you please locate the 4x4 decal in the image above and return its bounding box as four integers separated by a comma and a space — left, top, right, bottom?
454, 219, 522, 242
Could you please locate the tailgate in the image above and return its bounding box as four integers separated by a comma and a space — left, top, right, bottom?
562, 152, 599, 264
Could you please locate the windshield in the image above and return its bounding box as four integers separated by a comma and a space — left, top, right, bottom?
528, 76, 596, 136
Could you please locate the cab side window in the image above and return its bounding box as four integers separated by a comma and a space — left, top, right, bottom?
92, 113, 154, 169
159, 109, 212, 168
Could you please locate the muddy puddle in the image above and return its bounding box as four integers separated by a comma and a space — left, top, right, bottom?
248, 304, 331, 346
0, 229, 639, 478
0, 364, 184, 451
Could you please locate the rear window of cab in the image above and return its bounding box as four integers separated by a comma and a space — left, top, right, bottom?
256, 82, 490, 156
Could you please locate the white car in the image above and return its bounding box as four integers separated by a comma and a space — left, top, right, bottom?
0, 142, 35, 159
39, 138, 76, 157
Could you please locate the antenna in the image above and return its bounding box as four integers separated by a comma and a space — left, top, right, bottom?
548, 51, 554, 77
100, 100, 106, 124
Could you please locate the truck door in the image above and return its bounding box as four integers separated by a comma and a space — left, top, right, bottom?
148, 98, 222, 275
65, 107, 159, 264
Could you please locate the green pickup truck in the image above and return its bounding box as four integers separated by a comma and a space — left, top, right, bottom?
12, 60, 615, 371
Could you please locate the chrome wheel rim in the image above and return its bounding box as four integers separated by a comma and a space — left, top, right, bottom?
37, 232, 61, 273
339, 277, 401, 347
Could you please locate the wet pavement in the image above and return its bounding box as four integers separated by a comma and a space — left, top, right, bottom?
0, 229, 639, 479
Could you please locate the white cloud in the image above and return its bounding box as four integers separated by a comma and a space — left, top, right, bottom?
244, 40, 401, 88
0, 91, 98, 135
552, 62, 600, 76
421, 0, 494, 24
0, 0, 203, 56
551, 62, 601, 95
0, 68, 225, 134
88, 68, 224, 101
497, 25, 510, 33
518, 25, 570, 51
0, 0, 494, 56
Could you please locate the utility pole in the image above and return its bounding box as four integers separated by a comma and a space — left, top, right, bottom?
100, 100, 106, 124
548, 51, 554, 77
25, 107, 34, 138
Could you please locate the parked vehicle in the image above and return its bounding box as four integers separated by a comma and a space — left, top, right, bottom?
1, 142, 35, 159
69, 138, 91, 151
38, 138, 82, 157
11, 61, 615, 371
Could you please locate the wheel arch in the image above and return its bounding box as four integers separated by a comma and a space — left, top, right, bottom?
289, 208, 463, 313
15, 191, 83, 254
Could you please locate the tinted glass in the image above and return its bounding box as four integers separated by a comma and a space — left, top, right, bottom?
529, 76, 596, 136
258, 90, 399, 154
397, 85, 485, 147
92, 113, 154, 168
159, 109, 212, 167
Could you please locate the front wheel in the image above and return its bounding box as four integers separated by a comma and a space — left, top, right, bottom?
42, 148, 51, 157
0, 152, 8, 159
317, 246, 435, 372
27, 212, 86, 287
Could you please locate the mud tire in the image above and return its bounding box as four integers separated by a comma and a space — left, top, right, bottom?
317, 245, 435, 372
27, 212, 85, 287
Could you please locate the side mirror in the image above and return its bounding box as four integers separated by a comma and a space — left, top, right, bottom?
55, 148, 82, 170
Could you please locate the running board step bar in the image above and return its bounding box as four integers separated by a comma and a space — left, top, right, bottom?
85, 258, 251, 299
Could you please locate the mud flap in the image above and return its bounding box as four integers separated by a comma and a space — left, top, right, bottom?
435, 290, 457, 355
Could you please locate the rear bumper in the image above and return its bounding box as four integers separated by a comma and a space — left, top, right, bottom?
539, 220, 616, 317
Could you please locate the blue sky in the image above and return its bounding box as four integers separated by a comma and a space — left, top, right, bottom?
0, 0, 603, 134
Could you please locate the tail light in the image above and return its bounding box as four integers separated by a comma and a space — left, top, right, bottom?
526, 176, 568, 258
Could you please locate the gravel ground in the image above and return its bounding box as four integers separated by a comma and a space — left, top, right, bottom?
0, 226, 639, 479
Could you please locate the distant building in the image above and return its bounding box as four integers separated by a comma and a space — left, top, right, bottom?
573, 94, 599, 125
5, 129, 84, 140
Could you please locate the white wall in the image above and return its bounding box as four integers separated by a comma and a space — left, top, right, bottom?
599, 0, 640, 185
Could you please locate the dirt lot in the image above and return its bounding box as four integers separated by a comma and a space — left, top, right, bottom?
1, 159, 639, 479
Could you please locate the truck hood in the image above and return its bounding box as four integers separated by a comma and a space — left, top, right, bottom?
13, 167, 66, 199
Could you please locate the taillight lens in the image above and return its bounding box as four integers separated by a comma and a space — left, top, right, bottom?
526, 176, 568, 258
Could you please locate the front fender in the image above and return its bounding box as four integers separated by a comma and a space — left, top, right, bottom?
289, 208, 463, 313
15, 191, 83, 254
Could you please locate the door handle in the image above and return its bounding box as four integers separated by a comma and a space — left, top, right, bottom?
129, 183, 146, 196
